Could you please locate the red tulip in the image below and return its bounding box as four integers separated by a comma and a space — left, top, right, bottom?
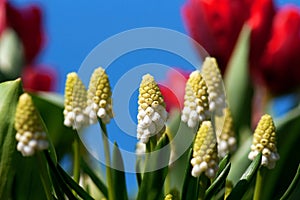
6, 2, 45, 64
159, 68, 190, 112
0, 0, 5, 37
22, 65, 56, 92
182, 0, 252, 73
258, 6, 300, 94
247, 0, 275, 64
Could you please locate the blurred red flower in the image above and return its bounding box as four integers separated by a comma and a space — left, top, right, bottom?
6, 2, 45, 64
22, 65, 56, 92
182, 0, 253, 73
0, 0, 6, 36
257, 6, 300, 94
182, 0, 276, 74
159, 68, 190, 112
0, 1, 56, 92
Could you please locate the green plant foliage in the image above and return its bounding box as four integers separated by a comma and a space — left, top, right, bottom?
227, 153, 262, 200
180, 148, 199, 200
225, 25, 253, 134
112, 142, 128, 200
137, 134, 170, 200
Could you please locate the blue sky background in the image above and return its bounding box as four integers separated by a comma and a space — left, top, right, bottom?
11, 0, 300, 196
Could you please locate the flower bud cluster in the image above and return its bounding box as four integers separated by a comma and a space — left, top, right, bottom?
164, 194, 173, 200
63, 72, 89, 129
191, 121, 219, 178
216, 108, 236, 158
87, 67, 113, 124
201, 57, 226, 116
181, 70, 210, 128
248, 114, 280, 169
15, 93, 49, 156
137, 74, 168, 143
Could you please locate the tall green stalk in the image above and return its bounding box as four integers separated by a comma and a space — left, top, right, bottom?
254, 167, 265, 200
99, 119, 115, 200
73, 133, 80, 184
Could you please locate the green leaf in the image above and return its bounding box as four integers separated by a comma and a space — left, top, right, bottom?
81, 158, 108, 199
166, 111, 195, 192
0, 79, 22, 199
137, 134, 170, 200
227, 153, 262, 200
280, 163, 300, 200
112, 142, 128, 200
44, 151, 77, 200
215, 154, 230, 178
224, 25, 253, 134
57, 164, 94, 200
205, 162, 231, 200
180, 148, 199, 200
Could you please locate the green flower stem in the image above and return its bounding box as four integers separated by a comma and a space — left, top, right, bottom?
99, 119, 115, 200
198, 174, 209, 200
73, 133, 80, 184
146, 136, 156, 153
36, 151, 53, 200
254, 167, 266, 200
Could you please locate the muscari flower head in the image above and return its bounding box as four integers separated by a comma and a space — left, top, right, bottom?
191, 121, 219, 178
63, 72, 89, 129
181, 70, 210, 128
248, 114, 279, 169
14, 93, 49, 156
216, 108, 237, 158
201, 57, 226, 116
137, 74, 168, 144
164, 194, 173, 200
87, 67, 113, 124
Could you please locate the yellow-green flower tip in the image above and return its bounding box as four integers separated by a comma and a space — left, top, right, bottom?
87, 67, 113, 124
63, 72, 89, 129
248, 114, 279, 169
137, 74, 167, 143
217, 108, 236, 158
15, 93, 49, 156
201, 57, 226, 116
181, 70, 210, 128
164, 194, 173, 200
191, 121, 219, 178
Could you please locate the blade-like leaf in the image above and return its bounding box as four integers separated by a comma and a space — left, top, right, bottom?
0, 79, 22, 198
57, 164, 94, 200
137, 134, 170, 200
280, 164, 300, 200
81, 159, 108, 199
205, 162, 231, 200
227, 153, 262, 200
112, 142, 128, 200
181, 148, 199, 200
225, 25, 253, 134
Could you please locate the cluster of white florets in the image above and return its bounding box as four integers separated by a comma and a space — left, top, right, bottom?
248, 114, 280, 169
181, 70, 210, 128
63, 72, 90, 129
201, 57, 226, 116
15, 93, 49, 156
137, 74, 168, 143
191, 121, 219, 178
16, 131, 49, 156
216, 108, 237, 158
86, 67, 113, 124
